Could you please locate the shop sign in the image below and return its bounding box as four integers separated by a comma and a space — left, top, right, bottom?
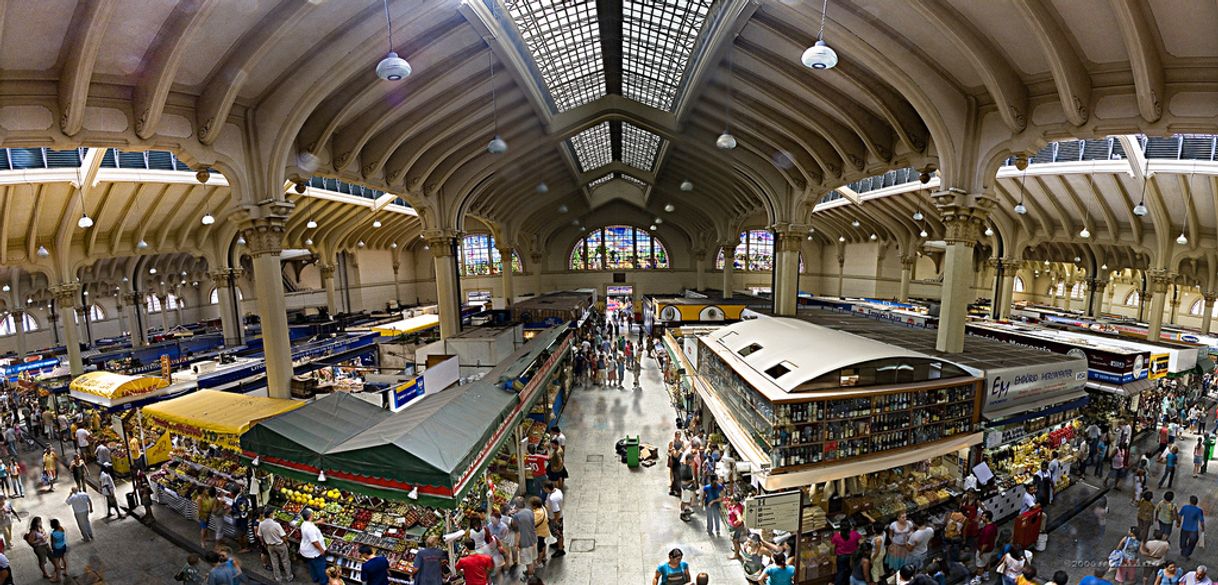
744, 489, 802, 531
982, 360, 1087, 413
160, 355, 171, 381
2, 357, 59, 376
967, 325, 1149, 384
390, 377, 423, 412
1149, 354, 1170, 380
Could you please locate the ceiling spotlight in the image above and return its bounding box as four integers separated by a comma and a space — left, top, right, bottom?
390, 242, 398, 249
1014, 202, 1027, 215
487, 135, 508, 154
136, 239, 149, 250
237, 236, 246, 246
1079, 227, 1090, 239
1044, 260, 1050, 266
919, 229, 929, 238
305, 238, 313, 246
181, 271, 187, 277
664, 203, 675, 213
193, 281, 199, 287
557, 204, 568, 214
201, 213, 215, 225
655, 218, 663, 224
577, 226, 585, 232
807, 235, 813, 240
650, 224, 658, 231
1074, 256, 1081, 263
376, 52, 412, 81
149, 268, 157, 275
716, 132, 738, 150
536, 182, 549, 193
83, 290, 89, 296
838, 236, 846, 242
1133, 201, 1148, 217
802, 40, 838, 70
912, 211, 923, 221
306, 219, 318, 229
372, 220, 382, 228
680, 180, 694, 192
851, 220, 860, 227
77, 215, 94, 229
357, 241, 366, 248
122, 277, 128, 282
984, 227, 994, 237
1177, 232, 1188, 245
869, 233, 878, 241
571, 219, 580, 226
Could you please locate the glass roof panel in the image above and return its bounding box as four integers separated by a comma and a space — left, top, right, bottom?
505, 0, 606, 112
620, 174, 649, 190
622, 0, 715, 111
569, 122, 613, 172
621, 122, 662, 172
588, 173, 615, 188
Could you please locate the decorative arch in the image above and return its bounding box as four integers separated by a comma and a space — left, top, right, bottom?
210, 287, 244, 305
0, 313, 38, 336
569, 226, 670, 271
1012, 275, 1025, 293
714, 230, 805, 272
1125, 290, 1141, 307
147, 293, 183, 313
459, 234, 521, 276
1069, 282, 1085, 300
1189, 298, 1218, 318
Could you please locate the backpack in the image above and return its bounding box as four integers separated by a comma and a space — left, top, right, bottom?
23, 531, 35, 546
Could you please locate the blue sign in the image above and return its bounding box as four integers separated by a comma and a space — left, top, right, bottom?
3, 358, 60, 376
391, 376, 423, 411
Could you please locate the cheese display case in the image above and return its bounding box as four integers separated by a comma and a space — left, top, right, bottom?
980, 420, 1080, 520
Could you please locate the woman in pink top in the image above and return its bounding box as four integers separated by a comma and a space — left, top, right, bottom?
832, 525, 862, 585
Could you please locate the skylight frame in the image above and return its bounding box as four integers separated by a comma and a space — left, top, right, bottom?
620, 174, 649, 190
588, 173, 615, 188
621, 122, 662, 172
569, 122, 613, 172
504, 0, 607, 112
621, 0, 715, 112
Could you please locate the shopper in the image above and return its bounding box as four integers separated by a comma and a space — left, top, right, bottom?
849, 541, 873, 585
411, 535, 448, 585
1157, 492, 1179, 539
1155, 561, 1182, 585
1160, 446, 1179, 488
204, 550, 240, 585
760, 552, 795, 585
702, 475, 724, 538
65, 487, 94, 541
173, 553, 205, 585
94, 442, 112, 469
543, 480, 565, 557
654, 548, 692, 585
97, 466, 122, 519
48, 518, 68, 582
42, 447, 58, 490
546, 439, 567, 490
256, 508, 291, 583
360, 544, 390, 585
998, 546, 1028, 585
1140, 531, 1170, 585
455, 539, 495, 585
531, 496, 551, 567
195, 487, 217, 547
1115, 526, 1140, 584
1178, 495, 1205, 559
887, 510, 914, 571
832, 523, 863, 585
1138, 491, 1156, 541
68, 454, 88, 492
230, 486, 253, 552
1181, 566, 1211, 585
24, 516, 52, 580
298, 507, 328, 585
907, 517, 934, 570
513, 498, 539, 582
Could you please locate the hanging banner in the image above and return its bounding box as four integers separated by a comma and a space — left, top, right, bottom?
160, 355, 172, 381
1149, 354, 1170, 380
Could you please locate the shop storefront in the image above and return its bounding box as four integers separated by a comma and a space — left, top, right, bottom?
67, 371, 192, 474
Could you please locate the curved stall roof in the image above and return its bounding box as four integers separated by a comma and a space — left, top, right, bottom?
703, 317, 962, 400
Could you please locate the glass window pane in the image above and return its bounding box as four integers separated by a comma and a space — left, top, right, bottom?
505, 0, 606, 111
569, 122, 613, 172
622, 0, 715, 111
621, 123, 662, 172
604, 226, 635, 269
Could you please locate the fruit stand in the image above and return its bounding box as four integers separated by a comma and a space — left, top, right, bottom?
68, 371, 188, 473
139, 390, 303, 536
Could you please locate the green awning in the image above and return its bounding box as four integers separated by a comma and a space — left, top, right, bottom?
239, 393, 389, 470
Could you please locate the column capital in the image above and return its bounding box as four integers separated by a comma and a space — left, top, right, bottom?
49, 283, 81, 307
421, 229, 460, 258
1147, 269, 1176, 293
209, 270, 238, 287
691, 248, 707, 262
237, 200, 294, 257
529, 252, 543, 264
9, 307, 24, 316
770, 223, 809, 252
316, 264, 336, 280
900, 254, 917, 268
1001, 259, 1025, 271
932, 189, 995, 246
1204, 291, 1218, 303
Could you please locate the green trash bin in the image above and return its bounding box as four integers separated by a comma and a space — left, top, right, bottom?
624, 435, 641, 468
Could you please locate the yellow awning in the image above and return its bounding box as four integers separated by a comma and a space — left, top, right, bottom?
371, 314, 439, 337
142, 390, 303, 437
69, 371, 168, 400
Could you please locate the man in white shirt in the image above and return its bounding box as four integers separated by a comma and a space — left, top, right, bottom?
257, 508, 292, 583
298, 507, 327, 585
543, 480, 565, 557
1048, 451, 1063, 485
98, 467, 123, 519
74, 427, 91, 453
906, 519, 934, 569
94, 442, 112, 468
1183, 566, 1212, 585
65, 487, 94, 541
1020, 483, 1039, 515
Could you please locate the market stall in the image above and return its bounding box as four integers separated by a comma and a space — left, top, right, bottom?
141, 391, 302, 536
68, 371, 190, 473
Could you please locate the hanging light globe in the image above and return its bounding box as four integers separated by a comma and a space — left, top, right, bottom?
375, 52, 411, 81
919, 229, 929, 238
838, 236, 846, 242
1133, 202, 1148, 217
36, 245, 49, 258
851, 220, 860, 227
357, 241, 366, 248
306, 219, 318, 229
372, 220, 382, 228
716, 132, 737, 150
149, 268, 157, 275
237, 236, 246, 246
912, 211, 923, 221
869, 233, 878, 241
305, 238, 313, 246
77, 215, 94, 229
984, 227, 994, 237
680, 180, 694, 192
557, 204, 568, 214
1177, 232, 1188, 245
801, 40, 838, 70
487, 135, 508, 154
664, 204, 676, 213
1079, 227, 1090, 239
201, 213, 215, 225
650, 224, 658, 231
536, 182, 549, 193
136, 239, 149, 250
1014, 202, 1027, 215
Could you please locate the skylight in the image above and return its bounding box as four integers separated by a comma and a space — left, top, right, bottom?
620, 174, 649, 190
621, 123, 662, 171
569, 122, 613, 172
622, 0, 715, 111
588, 173, 614, 188
504, 0, 606, 112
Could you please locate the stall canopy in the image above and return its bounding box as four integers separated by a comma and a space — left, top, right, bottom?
68, 371, 184, 411
142, 390, 302, 450
241, 326, 570, 508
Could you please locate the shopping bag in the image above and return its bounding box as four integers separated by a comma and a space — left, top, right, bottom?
1199, 531, 1206, 549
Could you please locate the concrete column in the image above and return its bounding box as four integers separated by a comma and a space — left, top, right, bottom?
115, 298, 127, 338
392, 258, 403, 307
425, 230, 461, 339
898, 254, 916, 302
1103, 285, 1115, 316
10, 309, 27, 358
836, 251, 845, 298
210, 271, 242, 346
496, 246, 514, 306
318, 263, 338, 314
1085, 278, 1107, 318
1145, 270, 1174, 341
1168, 287, 1180, 325
50, 284, 84, 376
157, 294, 170, 333
241, 203, 295, 399
997, 260, 1022, 319
771, 224, 805, 316
692, 249, 706, 291
719, 239, 737, 300
174, 287, 184, 328
932, 189, 993, 353
123, 292, 146, 348
529, 253, 543, 296
1201, 292, 1216, 334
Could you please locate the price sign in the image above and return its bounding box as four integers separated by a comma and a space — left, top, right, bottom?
744, 490, 802, 531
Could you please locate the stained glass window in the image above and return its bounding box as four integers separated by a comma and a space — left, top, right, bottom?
714, 230, 803, 273
568, 226, 669, 271
460, 234, 521, 276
